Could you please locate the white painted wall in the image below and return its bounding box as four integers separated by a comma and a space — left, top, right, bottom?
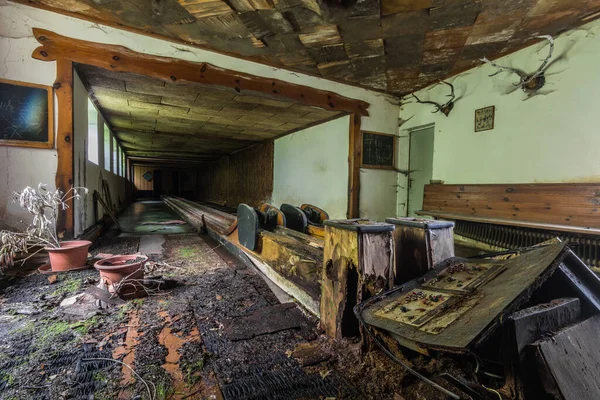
73, 71, 127, 236
399, 20, 600, 215
0, 6, 57, 229
0, 1, 400, 224
272, 117, 349, 219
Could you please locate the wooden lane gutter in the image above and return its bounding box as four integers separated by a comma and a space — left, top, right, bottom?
163, 196, 323, 316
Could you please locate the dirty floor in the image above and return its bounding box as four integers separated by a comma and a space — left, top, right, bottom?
0, 201, 479, 400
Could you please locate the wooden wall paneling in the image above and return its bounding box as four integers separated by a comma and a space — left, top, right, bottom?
347, 113, 361, 218
197, 141, 274, 207
54, 59, 74, 236
421, 183, 600, 230
31, 29, 370, 117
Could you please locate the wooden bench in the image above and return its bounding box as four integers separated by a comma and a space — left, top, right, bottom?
417, 183, 600, 235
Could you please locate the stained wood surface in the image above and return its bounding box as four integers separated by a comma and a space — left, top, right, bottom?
347, 114, 361, 218
529, 314, 600, 400
421, 183, 600, 231
76, 63, 345, 162
196, 141, 273, 207
54, 59, 74, 236
258, 226, 324, 301
16, 0, 598, 96
133, 165, 153, 191
321, 226, 359, 339
32, 28, 368, 117
362, 243, 570, 352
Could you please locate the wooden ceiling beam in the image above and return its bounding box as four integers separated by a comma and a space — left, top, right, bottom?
32, 28, 370, 116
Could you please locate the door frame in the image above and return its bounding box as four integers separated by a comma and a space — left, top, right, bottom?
406, 123, 435, 217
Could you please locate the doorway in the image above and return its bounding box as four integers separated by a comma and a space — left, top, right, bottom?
153, 169, 163, 197
407, 125, 435, 217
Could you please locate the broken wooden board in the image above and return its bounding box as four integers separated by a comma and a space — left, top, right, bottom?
222, 302, 306, 341
291, 341, 330, 367
526, 314, 600, 400
504, 297, 581, 398
362, 242, 570, 352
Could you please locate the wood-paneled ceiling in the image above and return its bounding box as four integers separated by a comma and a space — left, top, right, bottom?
22, 0, 600, 96
75, 64, 342, 161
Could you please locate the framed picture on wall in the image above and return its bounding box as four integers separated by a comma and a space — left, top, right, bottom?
474, 105, 495, 132
0, 78, 54, 149
361, 131, 396, 170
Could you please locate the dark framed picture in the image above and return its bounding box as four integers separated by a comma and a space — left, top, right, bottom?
474, 106, 495, 132
0, 78, 54, 149
361, 131, 396, 170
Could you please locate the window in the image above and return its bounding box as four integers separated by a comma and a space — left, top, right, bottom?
112, 137, 118, 174
117, 146, 122, 176
103, 125, 111, 171
87, 99, 98, 164
121, 151, 126, 178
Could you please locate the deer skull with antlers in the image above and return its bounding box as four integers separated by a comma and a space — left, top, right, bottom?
411, 81, 459, 116
480, 35, 554, 92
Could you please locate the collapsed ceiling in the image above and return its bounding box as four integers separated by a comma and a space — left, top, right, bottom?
20, 0, 600, 96
76, 63, 342, 162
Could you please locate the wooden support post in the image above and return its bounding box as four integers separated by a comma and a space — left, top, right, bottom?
54, 58, 74, 237
347, 114, 361, 218
320, 219, 394, 340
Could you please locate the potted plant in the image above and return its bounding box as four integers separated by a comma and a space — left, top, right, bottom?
0, 184, 91, 272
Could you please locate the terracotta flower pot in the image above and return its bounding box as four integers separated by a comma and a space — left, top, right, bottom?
94, 255, 148, 299
46, 240, 92, 272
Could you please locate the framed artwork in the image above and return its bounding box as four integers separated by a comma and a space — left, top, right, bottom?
474, 106, 495, 132
0, 78, 54, 149
361, 131, 396, 170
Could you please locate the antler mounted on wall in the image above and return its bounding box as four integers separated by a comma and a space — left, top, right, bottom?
411, 81, 459, 116
480, 35, 554, 92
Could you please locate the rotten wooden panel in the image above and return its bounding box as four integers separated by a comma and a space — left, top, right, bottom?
222, 303, 306, 340
16, 0, 600, 96
362, 242, 570, 352
298, 25, 342, 47
381, 0, 431, 16
33, 29, 370, 117
321, 220, 395, 340
525, 313, 600, 400
177, 0, 233, 19
258, 227, 324, 301
74, 61, 344, 161
386, 218, 454, 284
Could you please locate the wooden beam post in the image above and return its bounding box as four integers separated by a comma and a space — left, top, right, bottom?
347, 114, 361, 218
31, 29, 370, 117
54, 58, 74, 237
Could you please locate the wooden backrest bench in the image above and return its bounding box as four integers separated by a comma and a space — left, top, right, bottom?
417, 183, 600, 236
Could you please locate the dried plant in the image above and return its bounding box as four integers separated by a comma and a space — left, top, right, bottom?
0, 184, 87, 270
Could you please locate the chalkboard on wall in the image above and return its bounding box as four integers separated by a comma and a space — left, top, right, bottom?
0, 78, 54, 149
361, 131, 396, 169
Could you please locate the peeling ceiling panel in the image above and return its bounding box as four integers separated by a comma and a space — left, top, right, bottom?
18, 0, 600, 96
